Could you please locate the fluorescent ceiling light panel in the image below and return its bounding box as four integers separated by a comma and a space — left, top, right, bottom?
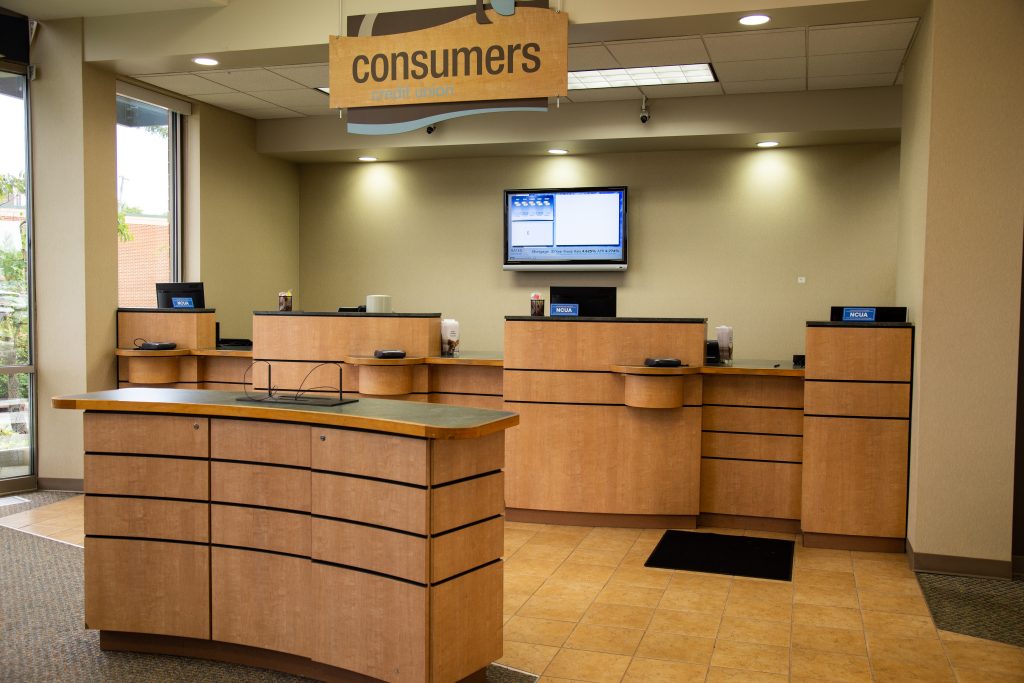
757, 141, 780, 148
547, 148, 569, 155
192, 56, 219, 66
357, 156, 377, 161
739, 14, 771, 26
568, 64, 715, 90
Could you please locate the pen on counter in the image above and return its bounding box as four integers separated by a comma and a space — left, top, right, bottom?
773, 363, 780, 368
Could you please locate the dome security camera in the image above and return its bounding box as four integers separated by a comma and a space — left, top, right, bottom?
639, 96, 651, 125
426, 125, 438, 135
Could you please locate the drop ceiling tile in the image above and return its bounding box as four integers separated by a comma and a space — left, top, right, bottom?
722, 78, 805, 94
714, 57, 805, 82
197, 68, 307, 91
250, 89, 330, 108
192, 92, 278, 109
240, 107, 303, 119
809, 50, 905, 77
565, 86, 643, 103
266, 63, 330, 88
134, 73, 233, 96
292, 107, 337, 117
703, 28, 806, 62
809, 19, 918, 56
569, 44, 619, 71
605, 38, 708, 68
809, 73, 898, 90
638, 82, 722, 98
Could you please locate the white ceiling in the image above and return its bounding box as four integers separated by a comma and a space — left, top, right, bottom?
132, 17, 918, 120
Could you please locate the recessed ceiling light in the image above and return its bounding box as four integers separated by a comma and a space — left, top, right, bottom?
568, 64, 715, 90
739, 14, 771, 26
315, 87, 330, 94
358, 156, 377, 162
757, 141, 780, 148
192, 57, 219, 66
548, 148, 569, 155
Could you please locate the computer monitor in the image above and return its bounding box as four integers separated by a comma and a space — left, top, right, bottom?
156, 282, 205, 309
549, 286, 617, 318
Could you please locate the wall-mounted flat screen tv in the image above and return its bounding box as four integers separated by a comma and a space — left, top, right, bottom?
503, 187, 627, 271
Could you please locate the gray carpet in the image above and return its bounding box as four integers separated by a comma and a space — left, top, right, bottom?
0, 522, 536, 682
917, 571, 1024, 648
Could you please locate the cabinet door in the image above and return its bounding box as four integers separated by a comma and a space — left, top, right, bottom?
85, 413, 208, 458
212, 547, 311, 657
85, 538, 209, 639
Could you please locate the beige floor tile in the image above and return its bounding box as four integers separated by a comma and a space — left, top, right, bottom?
543, 648, 632, 683
515, 543, 577, 562
505, 590, 534, 615
794, 548, 854, 573
853, 558, 916, 580
942, 639, 1024, 677
504, 555, 565, 578
647, 608, 721, 639
953, 666, 1024, 682
851, 550, 907, 564
505, 521, 547, 533
707, 666, 788, 683
634, 630, 715, 665
791, 623, 866, 656
576, 534, 637, 553
638, 529, 666, 543
867, 633, 948, 667
862, 610, 937, 639
563, 623, 644, 656
504, 616, 576, 647
717, 615, 791, 647
48, 529, 85, 546
697, 527, 746, 536
584, 528, 642, 543
566, 546, 629, 567
548, 562, 615, 586
518, 594, 595, 622
580, 603, 654, 630
728, 578, 794, 604
794, 583, 861, 609
498, 640, 560, 675
669, 572, 733, 593
791, 648, 872, 682
19, 522, 78, 537
595, 583, 665, 609
537, 678, 582, 683
870, 656, 956, 683
618, 548, 657, 567
857, 590, 931, 616
792, 567, 858, 590
722, 596, 793, 623
744, 529, 798, 541
792, 603, 863, 631
622, 657, 707, 683
659, 587, 728, 614
608, 566, 672, 590
535, 579, 602, 600
505, 571, 548, 593
710, 639, 790, 676
528, 529, 592, 548
855, 573, 924, 596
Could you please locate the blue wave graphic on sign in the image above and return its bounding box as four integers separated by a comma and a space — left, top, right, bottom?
476, 0, 517, 23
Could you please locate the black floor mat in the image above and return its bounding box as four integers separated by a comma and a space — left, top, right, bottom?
645, 530, 795, 581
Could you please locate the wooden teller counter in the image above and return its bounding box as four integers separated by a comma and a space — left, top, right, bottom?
111, 308, 914, 554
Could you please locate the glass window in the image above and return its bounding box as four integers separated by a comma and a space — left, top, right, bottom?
0, 69, 33, 483
116, 94, 182, 307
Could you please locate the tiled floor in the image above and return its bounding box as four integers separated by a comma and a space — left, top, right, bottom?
3, 499, 1023, 682
0, 494, 85, 546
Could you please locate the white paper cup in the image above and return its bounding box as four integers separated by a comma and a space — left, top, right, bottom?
366, 294, 392, 313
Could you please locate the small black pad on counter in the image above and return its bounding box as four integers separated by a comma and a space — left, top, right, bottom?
373, 349, 406, 359
644, 358, 683, 367
138, 341, 177, 350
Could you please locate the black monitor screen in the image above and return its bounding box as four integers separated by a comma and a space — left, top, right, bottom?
156, 282, 205, 309
549, 286, 616, 318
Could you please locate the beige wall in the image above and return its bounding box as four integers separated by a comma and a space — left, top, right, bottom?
299, 144, 899, 357
191, 104, 301, 339
900, 0, 1024, 565
32, 20, 118, 481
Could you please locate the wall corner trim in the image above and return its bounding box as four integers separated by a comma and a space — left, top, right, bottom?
907, 540, 1014, 579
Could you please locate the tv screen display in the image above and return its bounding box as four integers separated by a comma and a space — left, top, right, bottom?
503, 187, 627, 271
156, 282, 205, 309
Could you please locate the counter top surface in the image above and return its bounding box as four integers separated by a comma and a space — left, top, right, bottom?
117, 307, 216, 313
505, 316, 707, 324
425, 352, 503, 366
807, 321, 913, 328
702, 359, 805, 376
254, 311, 441, 318
53, 388, 518, 439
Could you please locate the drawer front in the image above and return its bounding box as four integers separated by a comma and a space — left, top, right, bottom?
431, 473, 504, 534
503, 370, 624, 404
702, 405, 803, 436
212, 547, 312, 658
85, 455, 208, 501
313, 563, 427, 683
313, 473, 426, 534
312, 427, 428, 486
703, 375, 804, 408
210, 461, 310, 512
85, 538, 209, 639
211, 504, 310, 556
429, 365, 502, 395
313, 517, 427, 583
699, 459, 801, 519
430, 562, 503, 683
431, 517, 503, 583
701, 432, 802, 463
85, 496, 208, 542
85, 413, 208, 458
431, 431, 504, 485
804, 381, 910, 418
806, 327, 913, 381
211, 419, 311, 467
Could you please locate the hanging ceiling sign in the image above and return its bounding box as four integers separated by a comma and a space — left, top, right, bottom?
329, 1, 568, 135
